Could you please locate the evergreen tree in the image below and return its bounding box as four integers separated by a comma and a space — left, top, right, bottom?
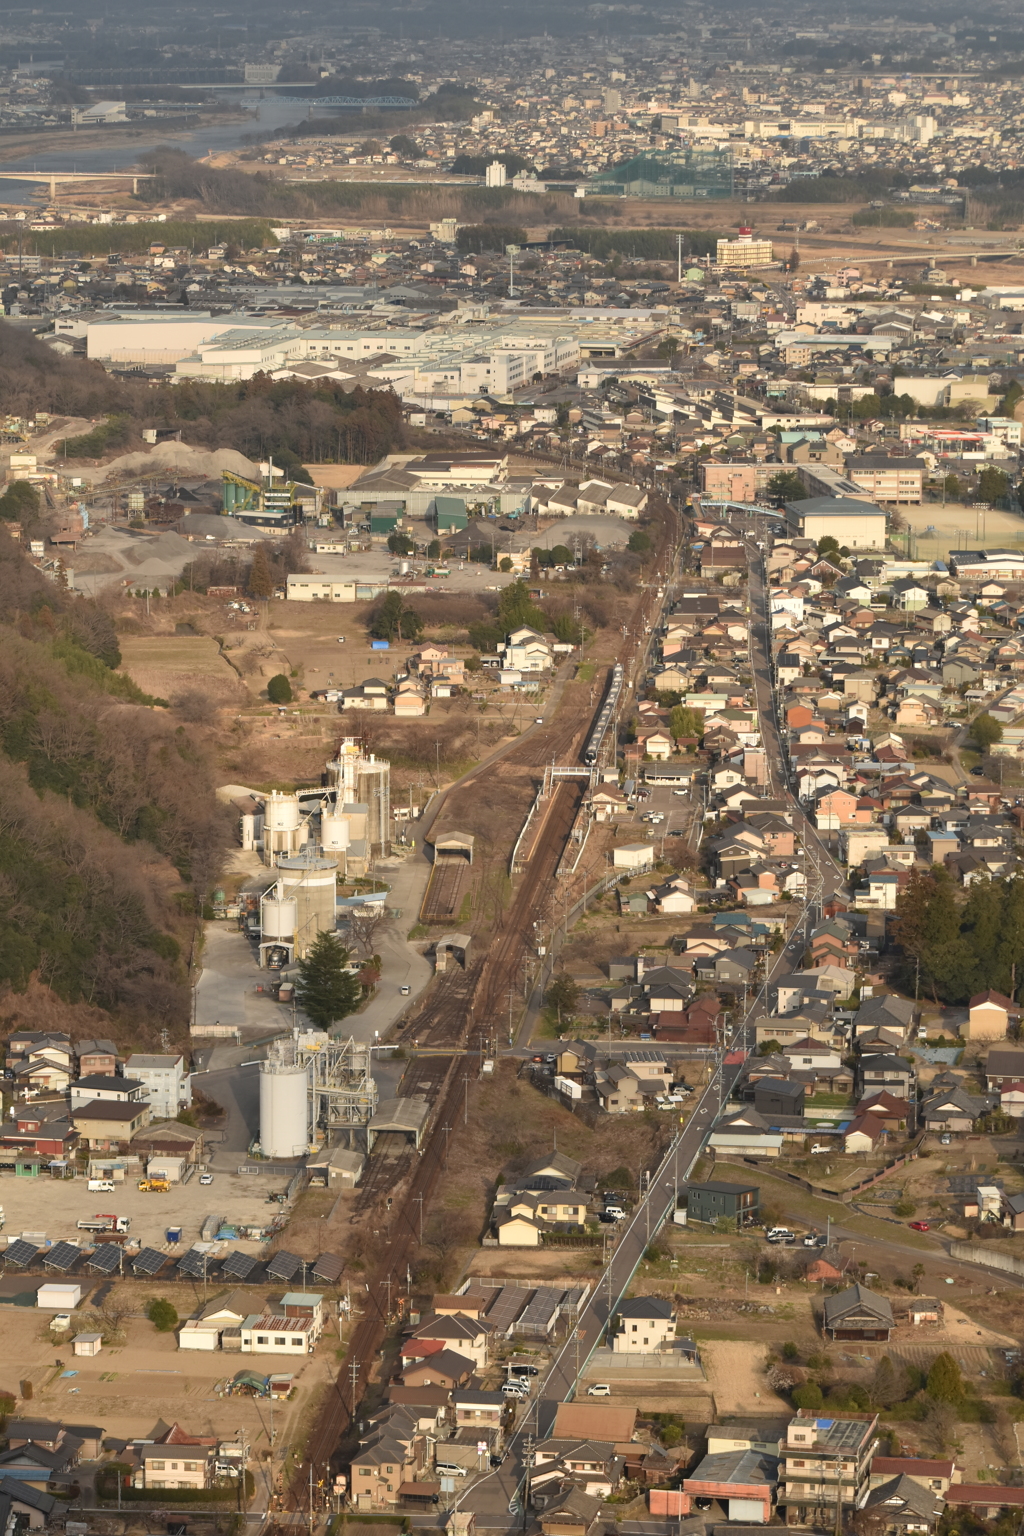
972, 712, 1003, 753
669, 705, 704, 739
248, 543, 274, 598
497, 579, 546, 632
296, 931, 361, 1030
927, 1351, 963, 1403
267, 674, 292, 704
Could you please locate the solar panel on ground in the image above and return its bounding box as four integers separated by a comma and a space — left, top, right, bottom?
265, 1250, 301, 1282
3, 1240, 40, 1268
312, 1252, 343, 1284
176, 1248, 209, 1279
132, 1247, 168, 1276
87, 1245, 121, 1275
561, 1285, 587, 1321
44, 1242, 82, 1272
220, 1251, 258, 1281
482, 1285, 532, 1336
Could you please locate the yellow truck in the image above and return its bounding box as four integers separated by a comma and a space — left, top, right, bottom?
137, 1179, 171, 1193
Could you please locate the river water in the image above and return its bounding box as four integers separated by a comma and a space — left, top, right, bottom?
0, 90, 308, 204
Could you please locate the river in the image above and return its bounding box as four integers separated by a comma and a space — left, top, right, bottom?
0, 90, 308, 204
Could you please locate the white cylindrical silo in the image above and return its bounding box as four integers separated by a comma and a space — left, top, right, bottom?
259, 1060, 309, 1159
264, 791, 303, 861
261, 897, 297, 939
264, 791, 301, 833
321, 812, 351, 852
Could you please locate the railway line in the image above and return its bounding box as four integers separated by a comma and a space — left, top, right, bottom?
290, 510, 679, 1504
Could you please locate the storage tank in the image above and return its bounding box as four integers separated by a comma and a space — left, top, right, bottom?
277, 851, 339, 958
321, 812, 351, 852
356, 756, 391, 856
264, 791, 302, 860
259, 1060, 309, 1160
261, 896, 298, 939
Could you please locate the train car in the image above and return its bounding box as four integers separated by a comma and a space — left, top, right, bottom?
583, 663, 624, 766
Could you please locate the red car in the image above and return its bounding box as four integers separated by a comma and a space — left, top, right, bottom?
909, 1220, 930, 1231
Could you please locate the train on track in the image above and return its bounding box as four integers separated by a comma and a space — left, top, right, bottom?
583, 663, 624, 766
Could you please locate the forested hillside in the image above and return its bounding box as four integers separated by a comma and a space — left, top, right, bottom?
0, 530, 229, 1044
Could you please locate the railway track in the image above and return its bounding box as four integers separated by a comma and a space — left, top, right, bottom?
419, 854, 466, 923
290, 524, 675, 1499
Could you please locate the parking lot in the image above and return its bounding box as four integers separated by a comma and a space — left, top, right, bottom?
0, 1165, 292, 1253
623, 779, 699, 847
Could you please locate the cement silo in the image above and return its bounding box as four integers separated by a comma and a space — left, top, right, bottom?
263, 791, 302, 862
321, 812, 351, 853
277, 851, 339, 958
259, 890, 297, 967
356, 754, 391, 856
260, 1058, 309, 1158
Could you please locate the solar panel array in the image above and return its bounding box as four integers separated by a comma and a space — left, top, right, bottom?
132, 1246, 168, 1276
516, 1286, 562, 1337
220, 1250, 258, 1281
176, 1248, 209, 1279
44, 1242, 82, 1272
265, 1250, 301, 1282
3, 1240, 40, 1268
482, 1285, 532, 1336
312, 1252, 343, 1284
87, 1245, 121, 1275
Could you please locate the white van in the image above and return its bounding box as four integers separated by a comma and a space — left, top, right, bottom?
435, 1463, 468, 1478
88, 1179, 115, 1193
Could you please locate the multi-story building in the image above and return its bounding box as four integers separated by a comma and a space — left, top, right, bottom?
845, 456, 926, 504
780, 1411, 879, 1527
125, 1054, 191, 1121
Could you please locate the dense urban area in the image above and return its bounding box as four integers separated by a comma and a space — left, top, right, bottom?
6, 3, 1024, 1536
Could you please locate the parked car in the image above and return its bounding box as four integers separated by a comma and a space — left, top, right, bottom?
809, 1143, 829, 1154
940, 1133, 952, 1145
199, 1173, 213, 1186
766, 1227, 795, 1244
909, 1221, 930, 1231
399, 984, 411, 995
587, 1383, 611, 1397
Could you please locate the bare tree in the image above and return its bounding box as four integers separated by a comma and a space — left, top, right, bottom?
423, 1210, 473, 1287
347, 904, 390, 959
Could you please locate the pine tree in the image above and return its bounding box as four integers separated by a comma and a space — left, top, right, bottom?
296, 932, 361, 1030
248, 543, 274, 599
927, 1351, 963, 1403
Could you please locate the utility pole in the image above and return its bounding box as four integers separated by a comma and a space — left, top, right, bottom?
349, 1358, 361, 1422
415, 1193, 424, 1244
462, 1072, 471, 1124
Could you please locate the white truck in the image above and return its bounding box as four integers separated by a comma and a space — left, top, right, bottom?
77, 1214, 131, 1235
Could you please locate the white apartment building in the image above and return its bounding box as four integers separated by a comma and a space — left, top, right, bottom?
126, 1053, 191, 1120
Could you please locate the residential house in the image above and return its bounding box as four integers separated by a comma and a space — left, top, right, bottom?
985, 1047, 1024, 1090
964, 990, 1018, 1041
859, 1055, 915, 1100
861, 1475, 945, 1534
686, 1180, 760, 1227
920, 1087, 994, 1135
708, 1108, 784, 1158
137, 1424, 218, 1490
780, 1410, 880, 1528
68, 1076, 147, 1111
613, 1297, 675, 1353
71, 1100, 150, 1151
822, 1284, 894, 1342
75, 1040, 119, 1077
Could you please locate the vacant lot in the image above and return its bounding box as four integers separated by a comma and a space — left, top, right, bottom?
0, 1291, 328, 1448
119, 634, 249, 705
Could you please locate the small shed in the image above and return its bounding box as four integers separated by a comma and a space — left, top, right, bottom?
37, 1283, 82, 1310
613, 842, 656, 872
434, 933, 472, 973
307, 1146, 365, 1188
431, 831, 475, 865
73, 1332, 103, 1357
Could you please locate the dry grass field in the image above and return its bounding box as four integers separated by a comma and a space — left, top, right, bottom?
118, 634, 250, 705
